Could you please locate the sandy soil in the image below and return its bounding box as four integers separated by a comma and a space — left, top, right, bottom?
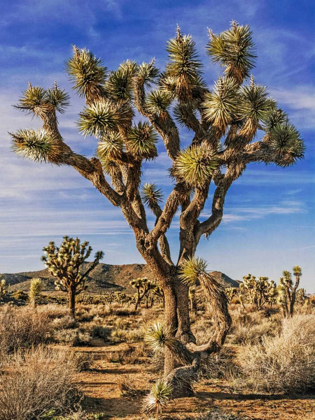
72, 343, 315, 420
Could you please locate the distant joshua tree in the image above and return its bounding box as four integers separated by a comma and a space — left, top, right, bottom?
11, 22, 304, 396
42, 236, 104, 316
278, 266, 302, 317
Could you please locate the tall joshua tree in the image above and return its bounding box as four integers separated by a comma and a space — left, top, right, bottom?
278, 266, 302, 317
42, 236, 104, 316
10, 22, 304, 393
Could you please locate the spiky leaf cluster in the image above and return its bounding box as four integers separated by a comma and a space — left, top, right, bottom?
207, 22, 256, 82
97, 132, 124, 161
262, 108, 288, 132
238, 82, 275, 125
67, 47, 107, 98
127, 122, 157, 159
79, 100, 133, 137
10, 129, 59, 163
202, 77, 239, 131
137, 60, 160, 86
106, 60, 138, 101
145, 90, 173, 116
141, 183, 163, 207
16, 83, 69, 114
179, 256, 208, 286
165, 27, 203, 99
268, 124, 304, 165
143, 379, 172, 415
45, 83, 70, 113
172, 145, 217, 187
145, 322, 177, 352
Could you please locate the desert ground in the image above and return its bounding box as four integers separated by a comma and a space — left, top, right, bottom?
0, 287, 314, 420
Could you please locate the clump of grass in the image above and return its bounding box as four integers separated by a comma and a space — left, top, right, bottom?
0, 346, 81, 420
0, 306, 52, 353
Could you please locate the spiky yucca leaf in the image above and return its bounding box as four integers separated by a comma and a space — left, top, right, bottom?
145, 322, 177, 352
67, 47, 107, 97
79, 100, 133, 137
238, 83, 275, 124
172, 145, 217, 187
202, 77, 239, 131
207, 22, 256, 83
46, 83, 70, 114
97, 132, 124, 160
16, 85, 46, 113
127, 122, 158, 159
141, 183, 163, 206
106, 60, 138, 100
145, 90, 173, 116
11, 129, 58, 162
137, 60, 160, 85
143, 379, 172, 415
269, 123, 304, 165
179, 256, 208, 286
165, 27, 203, 98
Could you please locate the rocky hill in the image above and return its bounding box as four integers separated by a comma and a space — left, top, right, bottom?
1, 263, 238, 294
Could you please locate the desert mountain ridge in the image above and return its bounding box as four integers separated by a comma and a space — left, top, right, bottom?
1, 263, 239, 293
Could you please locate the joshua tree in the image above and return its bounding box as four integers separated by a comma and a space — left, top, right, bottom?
278, 266, 302, 317
42, 236, 104, 316
0, 279, 6, 300
29, 278, 43, 307
10, 22, 304, 394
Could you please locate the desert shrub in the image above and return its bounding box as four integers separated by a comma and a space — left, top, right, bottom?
0, 306, 52, 353
37, 303, 69, 319
0, 347, 81, 420
231, 317, 282, 345
238, 314, 315, 393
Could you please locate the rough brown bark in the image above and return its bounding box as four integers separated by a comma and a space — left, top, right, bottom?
69, 286, 76, 317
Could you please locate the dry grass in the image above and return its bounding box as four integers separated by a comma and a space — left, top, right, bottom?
0, 306, 52, 353
0, 346, 81, 420
238, 314, 315, 393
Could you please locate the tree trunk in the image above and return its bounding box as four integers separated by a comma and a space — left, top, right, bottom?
163, 284, 178, 376
69, 286, 76, 317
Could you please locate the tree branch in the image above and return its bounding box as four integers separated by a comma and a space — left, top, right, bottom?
133, 76, 180, 160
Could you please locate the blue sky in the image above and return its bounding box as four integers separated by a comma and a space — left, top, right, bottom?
0, 0, 314, 292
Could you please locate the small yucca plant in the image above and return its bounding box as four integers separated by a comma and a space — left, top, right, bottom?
143, 379, 172, 415
145, 322, 177, 353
